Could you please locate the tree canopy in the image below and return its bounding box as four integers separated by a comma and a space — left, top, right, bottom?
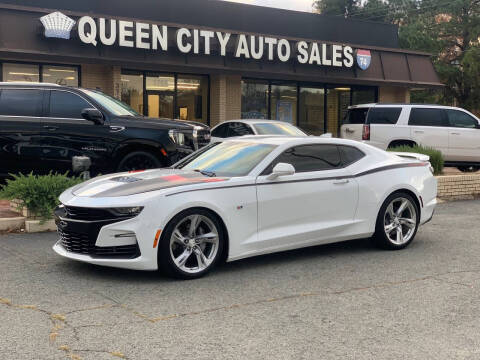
313, 0, 480, 111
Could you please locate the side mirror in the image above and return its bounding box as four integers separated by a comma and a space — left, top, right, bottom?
81, 108, 104, 125
266, 162, 295, 180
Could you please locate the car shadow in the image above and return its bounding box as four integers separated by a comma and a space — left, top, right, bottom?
60, 237, 378, 283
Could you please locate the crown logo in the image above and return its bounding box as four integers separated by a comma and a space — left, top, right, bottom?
40, 12, 76, 40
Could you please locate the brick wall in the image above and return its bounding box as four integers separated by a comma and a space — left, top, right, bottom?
81, 64, 118, 97
379, 86, 410, 103
437, 175, 480, 200
210, 74, 241, 126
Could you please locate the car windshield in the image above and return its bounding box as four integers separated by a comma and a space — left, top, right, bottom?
178, 141, 276, 177
253, 122, 306, 136
80, 89, 141, 117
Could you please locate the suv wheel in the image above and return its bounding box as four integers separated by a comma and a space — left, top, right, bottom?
457, 166, 479, 173
117, 151, 161, 172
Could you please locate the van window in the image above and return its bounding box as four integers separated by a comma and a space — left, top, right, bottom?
49, 90, 91, 119
343, 108, 369, 124
409, 108, 448, 127
446, 110, 478, 128
367, 108, 402, 124
0, 89, 43, 117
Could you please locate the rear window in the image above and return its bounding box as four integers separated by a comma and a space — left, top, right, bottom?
367, 107, 402, 124
343, 108, 369, 124
409, 108, 448, 127
0, 89, 43, 117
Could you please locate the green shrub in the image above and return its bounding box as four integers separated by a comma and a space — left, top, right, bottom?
0, 172, 83, 221
388, 145, 444, 175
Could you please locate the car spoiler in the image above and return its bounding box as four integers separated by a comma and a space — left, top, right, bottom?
391, 152, 430, 162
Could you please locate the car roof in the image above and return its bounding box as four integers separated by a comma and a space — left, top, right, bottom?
216, 119, 293, 125
348, 103, 467, 111
223, 135, 364, 147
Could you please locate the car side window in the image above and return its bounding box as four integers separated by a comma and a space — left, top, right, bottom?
263, 144, 341, 175
0, 89, 43, 117
339, 145, 365, 166
227, 122, 254, 137
446, 110, 478, 128
211, 123, 228, 138
408, 108, 448, 127
367, 107, 402, 124
49, 90, 91, 119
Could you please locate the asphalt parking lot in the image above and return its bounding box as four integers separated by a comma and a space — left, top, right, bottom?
1, 200, 480, 360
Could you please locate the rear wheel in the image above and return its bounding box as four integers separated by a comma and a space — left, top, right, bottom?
373, 192, 419, 250
158, 208, 225, 279
457, 166, 480, 173
116, 151, 161, 172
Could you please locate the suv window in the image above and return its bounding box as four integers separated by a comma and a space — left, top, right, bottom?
446, 110, 478, 128
0, 89, 43, 117
265, 144, 341, 174
227, 122, 254, 137
367, 107, 402, 124
343, 108, 369, 124
339, 145, 365, 166
49, 90, 91, 119
409, 108, 448, 127
211, 123, 228, 138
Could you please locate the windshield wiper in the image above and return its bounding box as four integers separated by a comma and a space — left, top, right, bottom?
194, 169, 216, 177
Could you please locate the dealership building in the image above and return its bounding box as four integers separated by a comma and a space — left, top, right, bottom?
0, 0, 442, 135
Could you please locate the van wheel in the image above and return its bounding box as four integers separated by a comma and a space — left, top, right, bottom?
117, 151, 161, 172
457, 166, 479, 173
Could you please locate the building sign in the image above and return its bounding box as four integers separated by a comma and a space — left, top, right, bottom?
40, 12, 367, 69
356, 49, 371, 70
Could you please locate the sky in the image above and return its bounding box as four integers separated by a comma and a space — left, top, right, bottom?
222, 0, 314, 13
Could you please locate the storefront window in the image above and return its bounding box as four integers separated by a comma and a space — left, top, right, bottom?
146, 74, 174, 118
3, 63, 39, 82
299, 87, 325, 135
121, 72, 144, 115
177, 75, 208, 124
352, 87, 376, 105
42, 65, 78, 86
241, 80, 268, 119
326, 87, 351, 136
271, 83, 297, 124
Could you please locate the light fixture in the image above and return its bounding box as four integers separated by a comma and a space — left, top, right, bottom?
9, 72, 38, 76
334, 87, 351, 91
48, 68, 75, 73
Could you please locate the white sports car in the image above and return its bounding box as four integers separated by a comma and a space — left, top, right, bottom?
54, 137, 437, 279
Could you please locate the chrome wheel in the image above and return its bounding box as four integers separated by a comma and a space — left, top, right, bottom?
169, 214, 220, 274
383, 197, 417, 245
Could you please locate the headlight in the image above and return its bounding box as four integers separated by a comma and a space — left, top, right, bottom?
110, 207, 144, 217
169, 130, 186, 146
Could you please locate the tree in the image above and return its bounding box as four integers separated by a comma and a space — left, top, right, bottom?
313, 0, 360, 17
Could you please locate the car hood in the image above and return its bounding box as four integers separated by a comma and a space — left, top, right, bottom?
112, 116, 209, 131
70, 169, 229, 198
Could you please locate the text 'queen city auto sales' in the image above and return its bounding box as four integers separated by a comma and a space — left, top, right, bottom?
76, 16, 356, 68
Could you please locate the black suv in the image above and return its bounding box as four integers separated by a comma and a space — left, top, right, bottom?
0, 83, 210, 176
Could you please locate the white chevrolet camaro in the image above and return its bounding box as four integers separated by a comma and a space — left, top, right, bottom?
54, 137, 437, 279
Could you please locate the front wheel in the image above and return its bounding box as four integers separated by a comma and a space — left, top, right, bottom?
158, 209, 225, 279
373, 192, 419, 250
116, 151, 161, 172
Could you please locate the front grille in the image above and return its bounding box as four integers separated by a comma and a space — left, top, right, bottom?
64, 206, 118, 221
59, 229, 140, 259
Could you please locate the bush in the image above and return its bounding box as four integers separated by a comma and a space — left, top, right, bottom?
388, 145, 444, 175
0, 172, 83, 221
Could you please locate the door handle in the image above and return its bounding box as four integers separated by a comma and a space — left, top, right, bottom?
450, 132, 461, 135
109, 126, 125, 132
43, 125, 58, 131
333, 179, 350, 185
414, 130, 424, 134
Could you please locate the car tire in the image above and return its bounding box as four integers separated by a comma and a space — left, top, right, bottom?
372, 192, 420, 250
457, 166, 480, 173
116, 151, 161, 172
158, 208, 225, 280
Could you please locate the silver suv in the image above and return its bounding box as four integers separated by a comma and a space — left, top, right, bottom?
340, 104, 480, 172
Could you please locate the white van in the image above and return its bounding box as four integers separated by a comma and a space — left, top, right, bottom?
340, 104, 480, 172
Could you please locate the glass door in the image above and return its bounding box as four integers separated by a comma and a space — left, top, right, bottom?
146, 74, 175, 118
299, 87, 325, 135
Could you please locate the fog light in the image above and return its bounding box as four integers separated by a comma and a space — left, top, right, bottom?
110, 207, 144, 217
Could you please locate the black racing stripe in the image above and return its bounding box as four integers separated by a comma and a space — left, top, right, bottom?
165, 162, 428, 197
